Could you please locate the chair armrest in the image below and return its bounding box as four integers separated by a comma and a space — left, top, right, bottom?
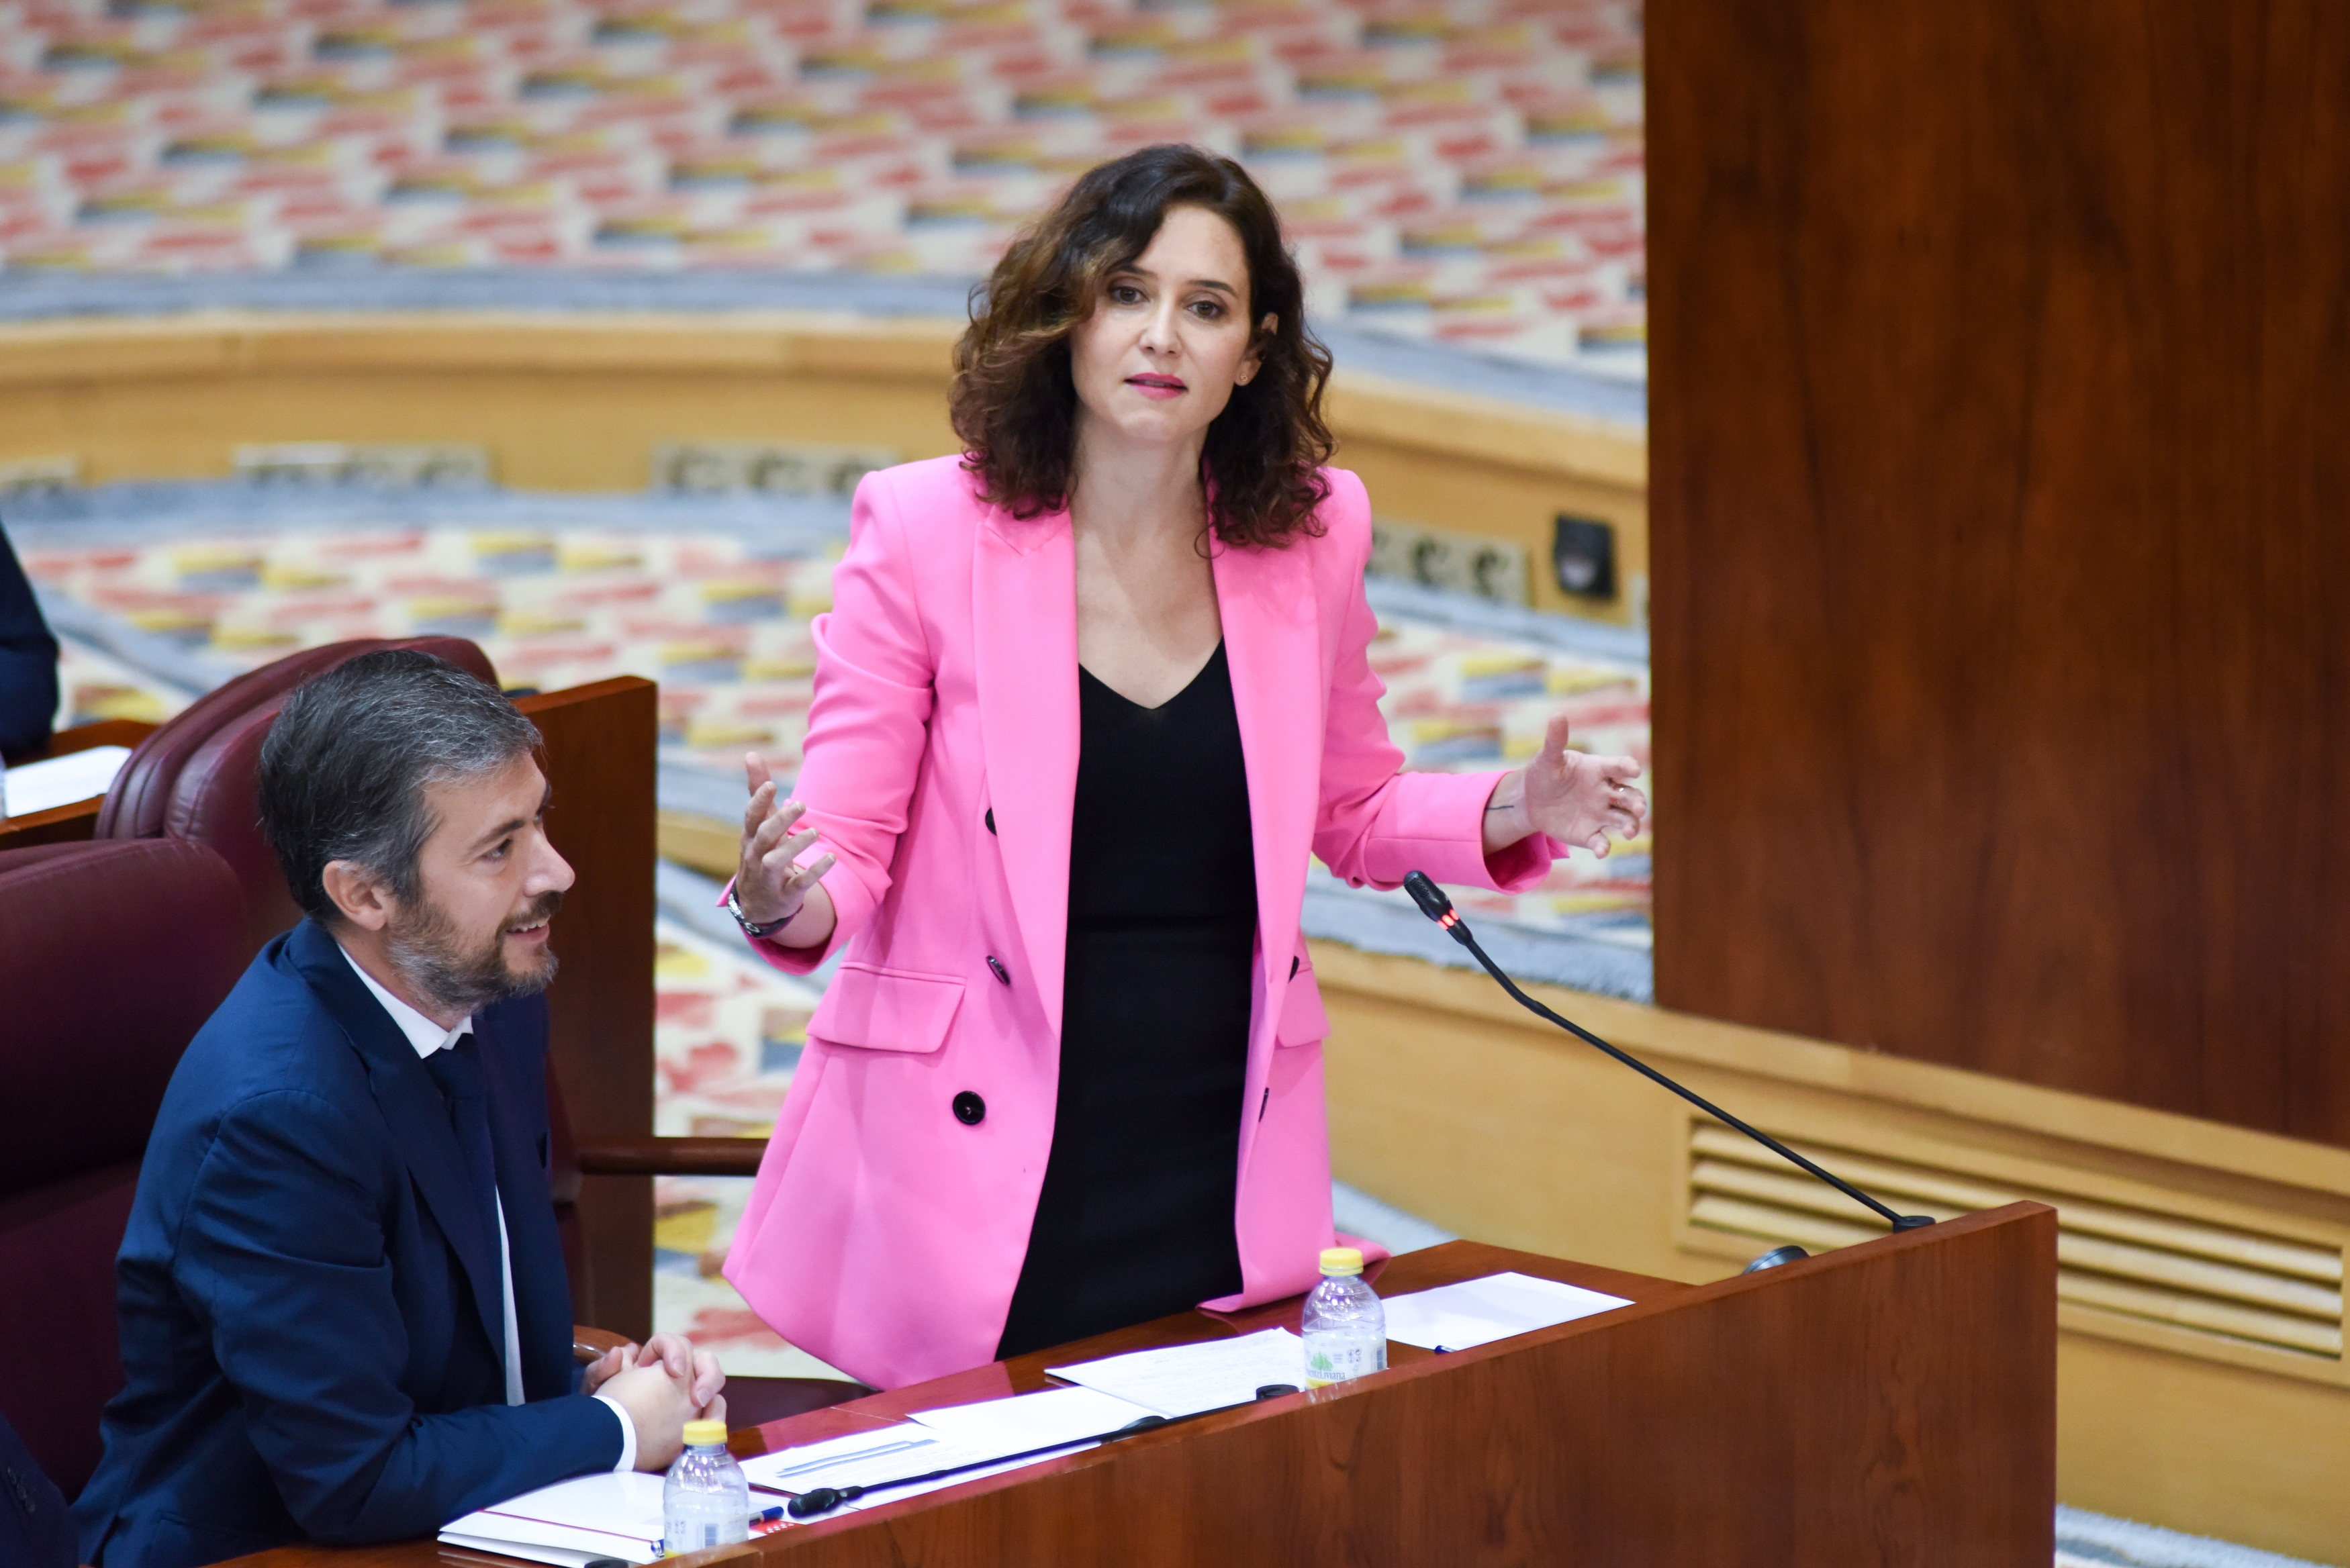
574, 1134, 767, 1177
574, 1324, 632, 1365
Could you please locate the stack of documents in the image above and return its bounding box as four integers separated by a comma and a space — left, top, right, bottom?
1045, 1328, 1310, 1418
737, 1339, 1326, 1517
439, 1473, 671, 1566
1, 745, 131, 818
908, 1385, 1159, 1448
1380, 1272, 1631, 1351
739, 1386, 1154, 1512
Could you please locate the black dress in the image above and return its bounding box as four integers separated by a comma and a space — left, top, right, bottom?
994, 642, 1257, 1359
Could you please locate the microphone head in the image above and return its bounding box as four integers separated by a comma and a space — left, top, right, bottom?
788, 1489, 841, 1518
1402, 871, 1454, 924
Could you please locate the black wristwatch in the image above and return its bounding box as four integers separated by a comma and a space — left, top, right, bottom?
727, 885, 794, 940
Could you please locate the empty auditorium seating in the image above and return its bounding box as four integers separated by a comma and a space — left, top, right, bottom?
0, 0, 1647, 369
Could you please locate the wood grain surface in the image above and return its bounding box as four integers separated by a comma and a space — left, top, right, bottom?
516, 677, 659, 1338
223, 1210, 2056, 1567
1647, 2, 2350, 1143
0, 718, 154, 850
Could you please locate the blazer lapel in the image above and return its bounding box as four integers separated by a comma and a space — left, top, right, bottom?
972, 507, 1081, 1040
1213, 538, 1323, 1009
286, 920, 510, 1366
1214, 535, 1325, 1187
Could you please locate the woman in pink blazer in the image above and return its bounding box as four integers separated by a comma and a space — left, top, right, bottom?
721, 146, 1646, 1390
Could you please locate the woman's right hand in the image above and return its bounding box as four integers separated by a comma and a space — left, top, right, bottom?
735, 752, 838, 944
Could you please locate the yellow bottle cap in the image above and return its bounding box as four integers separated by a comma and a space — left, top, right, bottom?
682, 1419, 728, 1447
1319, 1246, 1364, 1276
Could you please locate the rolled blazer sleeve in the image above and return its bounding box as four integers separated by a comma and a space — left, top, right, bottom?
741, 469, 938, 975
1307, 473, 1559, 894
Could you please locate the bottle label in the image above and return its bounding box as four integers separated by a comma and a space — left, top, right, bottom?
1303, 1337, 1385, 1387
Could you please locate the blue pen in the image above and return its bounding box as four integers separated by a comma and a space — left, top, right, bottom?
752, 1505, 789, 1525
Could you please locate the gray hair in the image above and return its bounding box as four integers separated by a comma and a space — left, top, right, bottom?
258, 649, 540, 923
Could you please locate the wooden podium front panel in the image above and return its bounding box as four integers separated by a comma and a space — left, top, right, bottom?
749, 1204, 2054, 1566
217, 1212, 2051, 1567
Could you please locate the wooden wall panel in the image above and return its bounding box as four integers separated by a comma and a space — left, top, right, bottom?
1648, 3, 2350, 1142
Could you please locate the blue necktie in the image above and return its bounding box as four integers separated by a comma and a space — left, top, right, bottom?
422, 1033, 504, 1285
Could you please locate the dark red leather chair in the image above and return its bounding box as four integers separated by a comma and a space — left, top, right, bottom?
96, 635, 498, 954
0, 838, 248, 1498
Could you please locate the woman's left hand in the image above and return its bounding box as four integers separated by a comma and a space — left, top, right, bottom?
1483, 714, 1646, 858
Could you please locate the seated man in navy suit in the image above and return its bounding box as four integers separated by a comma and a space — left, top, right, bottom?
76, 650, 725, 1567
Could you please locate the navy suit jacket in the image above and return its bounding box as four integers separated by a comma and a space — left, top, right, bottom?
74, 918, 623, 1568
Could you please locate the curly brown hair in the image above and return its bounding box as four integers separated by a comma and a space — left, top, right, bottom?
949, 144, 1337, 548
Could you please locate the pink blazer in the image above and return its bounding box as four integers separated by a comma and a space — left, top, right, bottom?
722, 455, 1558, 1389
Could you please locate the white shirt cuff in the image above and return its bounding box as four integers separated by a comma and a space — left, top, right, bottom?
594, 1393, 639, 1473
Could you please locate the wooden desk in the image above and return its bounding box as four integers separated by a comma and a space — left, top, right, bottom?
223, 1206, 2057, 1566
0, 718, 154, 850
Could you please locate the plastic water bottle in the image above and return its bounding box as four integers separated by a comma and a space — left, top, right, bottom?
1301, 1246, 1386, 1387
663, 1419, 749, 1557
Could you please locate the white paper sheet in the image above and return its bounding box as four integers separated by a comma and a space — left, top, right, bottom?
741, 1422, 998, 1496
438, 1472, 669, 1566
1380, 1271, 1631, 1351
1, 745, 131, 818
1045, 1328, 1309, 1418
906, 1386, 1160, 1450
740, 1416, 1103, 1506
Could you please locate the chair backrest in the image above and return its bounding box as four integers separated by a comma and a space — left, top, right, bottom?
0, 1408, 75, 1568
0, 838, 248, 1498
95, 636, 497, 956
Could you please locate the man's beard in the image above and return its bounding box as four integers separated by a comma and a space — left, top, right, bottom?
386, 888, 563, 1021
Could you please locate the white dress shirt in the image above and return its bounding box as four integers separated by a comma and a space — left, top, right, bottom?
338, 946, 637, 1472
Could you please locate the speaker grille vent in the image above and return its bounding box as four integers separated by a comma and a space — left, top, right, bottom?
1687, 1123, 2345, 1362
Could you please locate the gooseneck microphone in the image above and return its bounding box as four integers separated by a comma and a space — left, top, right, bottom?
1401, 871, 1934, 1236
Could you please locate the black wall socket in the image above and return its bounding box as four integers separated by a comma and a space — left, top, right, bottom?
1552, 514, 1617, 599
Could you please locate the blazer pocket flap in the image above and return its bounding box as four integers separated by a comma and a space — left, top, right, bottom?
1276, 969, 1329, 1046
807, 963, 964, 1054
